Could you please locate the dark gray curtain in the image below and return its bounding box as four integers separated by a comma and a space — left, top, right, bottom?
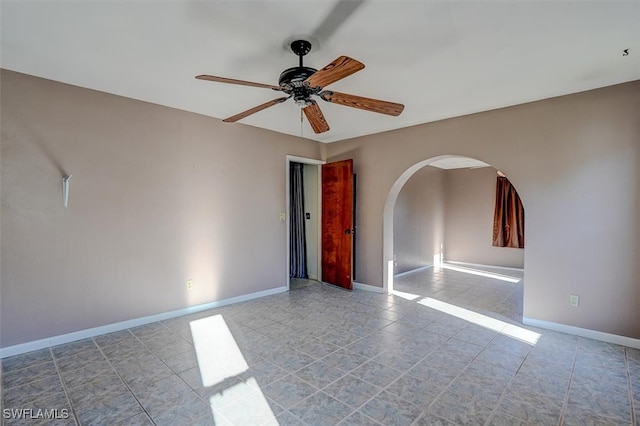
290, 162, 308, 278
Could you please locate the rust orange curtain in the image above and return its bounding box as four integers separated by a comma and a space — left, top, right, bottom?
492, 176, 525, 248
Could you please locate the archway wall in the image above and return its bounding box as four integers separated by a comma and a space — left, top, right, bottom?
326, 80, 640, 339
393, 165, 446, 274
443, 166, 524, 268
393, 164, 525, 271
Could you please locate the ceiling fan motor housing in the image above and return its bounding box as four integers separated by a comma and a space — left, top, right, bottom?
279, 67, 319, 106
278, 66, 317, 87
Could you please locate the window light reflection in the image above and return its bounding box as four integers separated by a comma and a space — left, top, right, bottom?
441, 263, 521, 283
418, 297, 540, 345
190, 315, 248, 387
210, 378, 278, 424
391, 290, 421, 300
190, 314, 277, 422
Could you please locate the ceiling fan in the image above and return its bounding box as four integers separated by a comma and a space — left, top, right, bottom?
196, 39, 404, 134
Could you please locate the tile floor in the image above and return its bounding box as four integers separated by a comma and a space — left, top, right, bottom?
1, 264, 639, 425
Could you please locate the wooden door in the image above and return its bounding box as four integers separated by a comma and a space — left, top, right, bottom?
321, 159, 354, 290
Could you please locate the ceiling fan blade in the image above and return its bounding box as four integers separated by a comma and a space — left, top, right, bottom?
303, 101, 330, 134
319, 91, 404, 116
304, 56, 365, 89
196, 75, 286, 91
223, 97, 290, 123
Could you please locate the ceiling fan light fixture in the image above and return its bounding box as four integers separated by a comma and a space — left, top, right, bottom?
295, 98, 314, 108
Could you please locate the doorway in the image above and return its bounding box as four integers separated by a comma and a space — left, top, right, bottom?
286, 156, 356, 291
286, 156, 324, 290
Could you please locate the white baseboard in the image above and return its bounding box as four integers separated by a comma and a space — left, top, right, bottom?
0, 286, 288, 359
353, 281, 384, 293
393, 265, 434, 278
445, 260, 524, 272
523, 317, 640, 349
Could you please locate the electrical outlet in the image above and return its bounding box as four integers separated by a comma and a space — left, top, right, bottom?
279, 213, 286, 222
569, 294, 579, 307
187, 279, 193, 290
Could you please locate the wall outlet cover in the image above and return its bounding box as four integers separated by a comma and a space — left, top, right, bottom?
569, 294, 579, 307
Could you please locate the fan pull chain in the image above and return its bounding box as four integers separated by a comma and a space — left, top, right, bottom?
300, 108, 303, 137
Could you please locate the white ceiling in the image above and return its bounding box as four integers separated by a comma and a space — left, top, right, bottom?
2, 1, 639, 143
429, 157, 490, 170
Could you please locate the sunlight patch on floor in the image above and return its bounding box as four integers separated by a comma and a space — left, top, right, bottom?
441, 263, 521, 283
391, 289, 421, 300
418, 297, 540, 345
209, 378, 278, 424
190, 315, 249, 387
190, 315, 277, 422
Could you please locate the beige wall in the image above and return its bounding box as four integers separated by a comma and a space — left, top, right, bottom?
444, 167, 524, 268
0, 70, 321, 347
2, 69, 639, 347
328, 81, 640, 339
393, 166, 445, 274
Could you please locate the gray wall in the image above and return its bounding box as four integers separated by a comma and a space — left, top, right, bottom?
444, 167, 524, 268
393, 166, 445, 274
0, 70, 321, 347
328, 80, 640, 339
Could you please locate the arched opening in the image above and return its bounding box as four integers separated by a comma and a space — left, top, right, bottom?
383, 155, 526, 324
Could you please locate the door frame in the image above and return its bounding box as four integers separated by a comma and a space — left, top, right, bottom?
285, 155, 325, 290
